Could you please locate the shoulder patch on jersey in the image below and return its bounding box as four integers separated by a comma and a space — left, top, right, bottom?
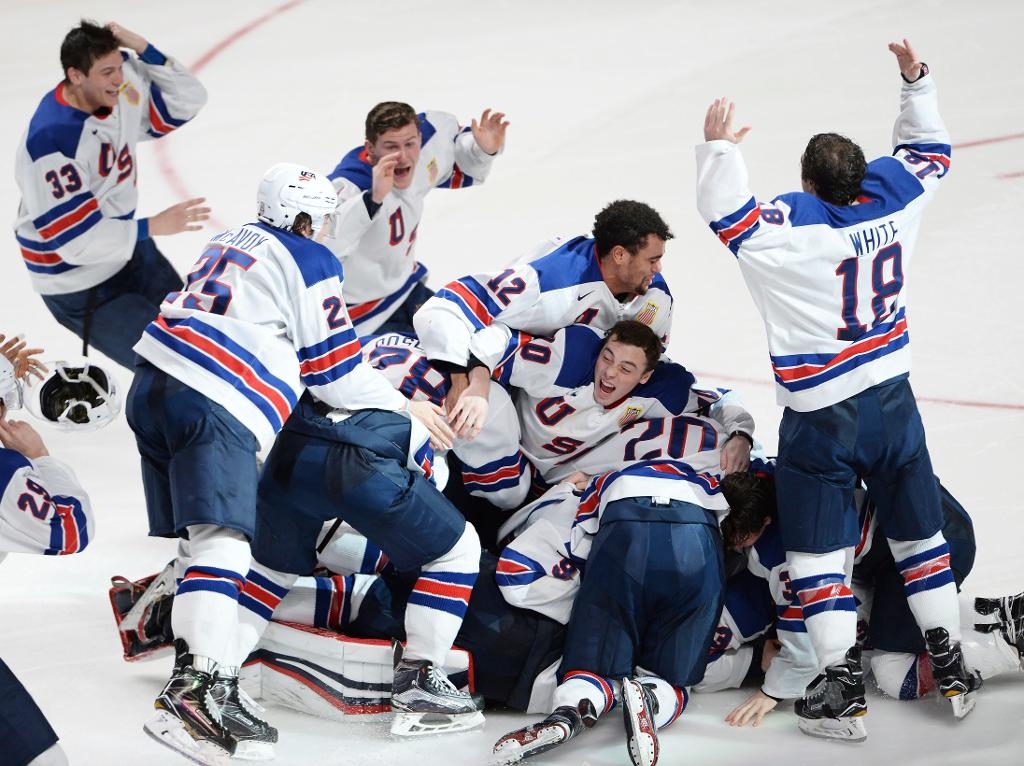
530, 236, 603, 293
328, 145, 372, 191
257, 222, 344, 288
0, 449, 32, 491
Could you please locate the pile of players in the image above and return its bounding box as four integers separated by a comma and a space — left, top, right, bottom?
7, 18, 1024, 766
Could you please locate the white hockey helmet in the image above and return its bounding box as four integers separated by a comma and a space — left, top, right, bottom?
256, 163, 338, 234
24, 358, 121, 431
0, 356, 23, 411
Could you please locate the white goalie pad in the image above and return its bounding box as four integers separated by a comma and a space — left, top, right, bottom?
239, 620, 474, 720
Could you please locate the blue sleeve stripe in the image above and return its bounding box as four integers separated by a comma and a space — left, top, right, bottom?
300, 355, 361, 387
298, 327, 360, 362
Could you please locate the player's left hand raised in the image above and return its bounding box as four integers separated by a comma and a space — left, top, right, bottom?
471, 109, 509, 155
107, 22, 149, 55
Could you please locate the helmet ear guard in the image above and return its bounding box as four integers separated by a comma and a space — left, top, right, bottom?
25, 358, 121, 431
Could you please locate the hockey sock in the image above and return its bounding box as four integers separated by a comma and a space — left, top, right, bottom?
230, 564, 296, 667
960, 626, 1023, 679
316, 524, 390, 575
888, 532, 960, 641
273, 573, 379, 632
788, 549, 858, 669
555, 671, 616, 716
870, 651, 934, 699
172, 524, 250, 663
404, 524, 479, 665
633, 669, 688, 729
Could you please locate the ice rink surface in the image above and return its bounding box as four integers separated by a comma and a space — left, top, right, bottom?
1, 1, 1022, 764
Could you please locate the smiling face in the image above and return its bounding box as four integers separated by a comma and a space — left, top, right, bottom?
365, 122, 422, 189
602, 235, 665, 297
66, 49, 124, 112
592, 337, 653, 406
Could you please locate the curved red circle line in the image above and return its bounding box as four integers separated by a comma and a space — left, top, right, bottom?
153, 0, 306, 229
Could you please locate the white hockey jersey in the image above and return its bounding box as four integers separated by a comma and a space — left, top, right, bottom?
14, 45, 207, 295
566, 392, 755, 479
0, 449, 93, 563
496, 462, 727, 624
327, 111, 499, 334
696, 74, 950, 411
360, 330, 522, 503
414, 234, 674, 367
471, 323, 694, 487
134, 222, 406, 451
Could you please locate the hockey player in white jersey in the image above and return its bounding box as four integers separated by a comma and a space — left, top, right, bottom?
697, 39, 976, 738
327, 101, 508, 335
704, 472, 1024, 733
493, 461, 728, 766
14, 20, 209, 369
0, 354, 95, 766
126, 163, 454, 765
414, 199, 675, 417
463, 320, 752, 508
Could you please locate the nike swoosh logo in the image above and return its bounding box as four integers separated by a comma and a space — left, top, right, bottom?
577, 291, 594, 301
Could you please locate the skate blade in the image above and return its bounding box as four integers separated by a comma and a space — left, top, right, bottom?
231, 740, 275, 761
390, 709, 485, 737
948, 688, 979, 719
796, 714, 867, 743
143, 711, 233, 766
491, 725, 565, 766
622, 680, 658, 766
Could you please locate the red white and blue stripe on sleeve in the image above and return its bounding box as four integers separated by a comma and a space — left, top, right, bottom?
432, 277, 503, 330
461, 450, 530, 495
144, 315, 298, 432
495, 546, 549, 588
297, 325, 364, 388
147, 84, 191, 137
18, 190, 103, 274
770, 307, 909, 393
708, 196, 762, 255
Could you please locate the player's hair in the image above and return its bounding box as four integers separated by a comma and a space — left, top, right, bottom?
593, 200, 674, 259
365, 102, 420, 143
719, 471, 777, 549
800, 133, 867, 206
60, 19, 119, 78
603, 320, 660, 372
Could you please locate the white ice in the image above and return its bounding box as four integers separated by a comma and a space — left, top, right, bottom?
1, 1, 1022, 765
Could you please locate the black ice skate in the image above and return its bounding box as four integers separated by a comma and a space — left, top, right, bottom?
143, 640, 236, 766
390, 642, 484, 736
208, 672, 278, 761
621, 678, 659, 766
794, 647, 867, 743
925, 627, 983, 719
491, 699, 596, 765
974, 591, 1024, 671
